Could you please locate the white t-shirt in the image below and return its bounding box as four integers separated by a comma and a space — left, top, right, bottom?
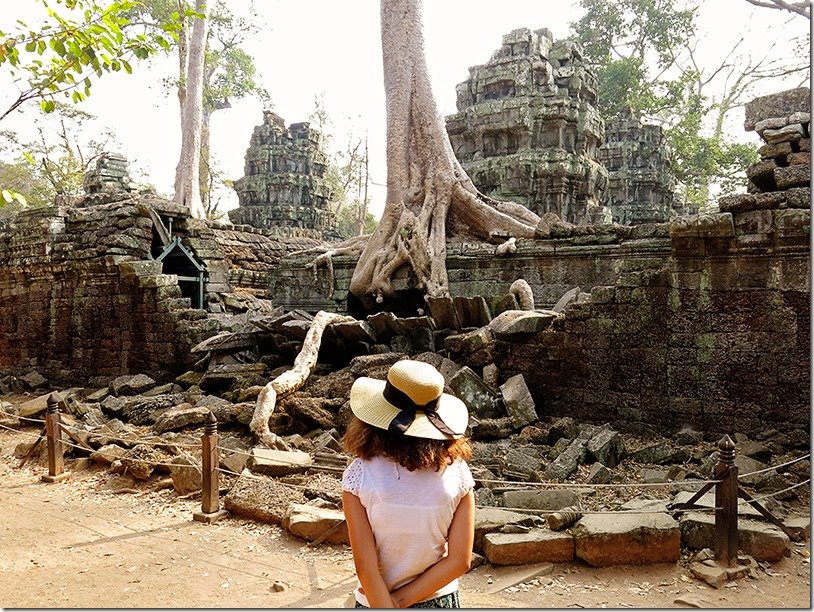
341, 455, 475, 607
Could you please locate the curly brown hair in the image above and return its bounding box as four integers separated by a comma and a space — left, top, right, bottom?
342, 415, 472, 472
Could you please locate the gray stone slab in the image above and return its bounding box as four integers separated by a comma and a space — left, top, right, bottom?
502, 489, 581, 511
678, 512, 791, 562
224, 470, 307, 525
474, 507, 534, 553
744, 87, 810, 131
500, 374, 537, 429
586, 428, 626, 468
488, 309, 555, 335
283, 503, 349, 544
484, 530, 575, 565
248, 448, 312, 477
426, 296, 461, 330
454, 295, 492, 328
449, 366, 505, 419
573, 513, 680, 567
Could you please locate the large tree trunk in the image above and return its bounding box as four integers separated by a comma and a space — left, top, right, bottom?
173, 0, 208, 219
347, 0, 540, 310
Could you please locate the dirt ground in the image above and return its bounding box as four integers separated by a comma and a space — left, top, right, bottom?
0, 425, 810, 609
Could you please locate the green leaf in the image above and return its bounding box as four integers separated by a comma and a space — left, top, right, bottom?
14, 192, 27, 206
1, 189, 13, 204
22, 151, 35, 165
40, 99, 56, 113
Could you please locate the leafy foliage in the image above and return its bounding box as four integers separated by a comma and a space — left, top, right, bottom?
0, 0, 184, 121
570, 0, 794, 208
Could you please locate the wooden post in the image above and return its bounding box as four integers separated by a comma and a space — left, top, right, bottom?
714, 434, 738, 567
193, 411, 227, 524
41, 393, 70, 482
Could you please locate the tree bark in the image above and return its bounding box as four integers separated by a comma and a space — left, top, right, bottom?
348, 0, 540, 310
173, 0, 208, 219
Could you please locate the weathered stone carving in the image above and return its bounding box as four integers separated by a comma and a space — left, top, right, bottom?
230, 111, 338, 238
597, 107, 687, 224
446, 28, 609, 225
83, 152, 134, 194
740, 88, 810, 195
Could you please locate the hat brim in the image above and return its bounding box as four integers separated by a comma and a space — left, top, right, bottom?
350, 377, 468, 440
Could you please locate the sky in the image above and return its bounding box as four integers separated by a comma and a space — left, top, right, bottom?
0, 0, 810, 218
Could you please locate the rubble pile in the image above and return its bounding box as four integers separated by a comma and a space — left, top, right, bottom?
1, 293, 808, 573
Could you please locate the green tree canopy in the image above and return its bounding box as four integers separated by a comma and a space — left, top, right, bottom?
0, 0, 183, 122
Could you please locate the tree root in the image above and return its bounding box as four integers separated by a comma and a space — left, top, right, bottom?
250, 310, 357, 448
510, 279, 535, 310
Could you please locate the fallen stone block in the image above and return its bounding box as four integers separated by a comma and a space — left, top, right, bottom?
500, 374, 537, 429
224, 470, 307, 524
586, 427, 626, 468
109, 374, 157, 396
449, 366, 505, 419
544, 437, 587, 480
784, 516, 810, 541
474, 507, 533, 553
282, 503, 349, 544
573, 513, 680, 567
488, 310, 555, 336
248, 448, 312, 477
152, 403, 209, 434
503, 489, 582, 512
170, 455, 202, 494
679, 512, 791, 562
483, 530, 574, 565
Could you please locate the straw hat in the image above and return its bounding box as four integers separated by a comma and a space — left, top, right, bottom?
349, 360, 469, 440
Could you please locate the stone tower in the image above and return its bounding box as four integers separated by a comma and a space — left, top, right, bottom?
597, 107, 684, 224
446, 28, 608, 225
230, 111, 337, 236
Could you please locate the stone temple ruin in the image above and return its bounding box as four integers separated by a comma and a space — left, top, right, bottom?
0, 87, 808, 445
229, 111, 338, 239
597, 107, 688, 224
446, 28, 609, 225
0, 38, 810, 573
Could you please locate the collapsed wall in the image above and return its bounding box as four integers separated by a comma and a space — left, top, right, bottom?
0, 89, 808, 440
0, 191, 322, 386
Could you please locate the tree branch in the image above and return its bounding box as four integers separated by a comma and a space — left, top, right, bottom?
744, 0, 811, 19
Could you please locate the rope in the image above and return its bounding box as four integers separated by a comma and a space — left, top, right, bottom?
739, 453, 811, 478
0, 421, 44, 439
214, 467, 717, 515
58, 422, 199, 451
0, 408, 47, 425
475, 476, 721, 489
58, 437, 196, 470
739, 478, 811, 506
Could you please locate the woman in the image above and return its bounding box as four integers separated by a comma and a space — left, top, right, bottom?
341, 359, 475, 608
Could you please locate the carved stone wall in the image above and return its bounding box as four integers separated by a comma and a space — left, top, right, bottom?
446, 28, 609, 225
230, 111, 338, 238
597, 108, 687, 224
0, 191, 321, 385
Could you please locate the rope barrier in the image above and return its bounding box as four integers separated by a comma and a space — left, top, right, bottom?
58, 421, 199, 451
475, 476, 721, 489
57, 437, 197, 470
0, 408, 47, 425
0, 421, 44, 439
739, 454, 811, 478
739, 479, 811, 506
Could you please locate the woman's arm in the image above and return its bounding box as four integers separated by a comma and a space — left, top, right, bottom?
390, 490, 475, 608
342, 490, 397, 608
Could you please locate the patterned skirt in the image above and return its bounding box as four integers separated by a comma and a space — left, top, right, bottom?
355, 590, 460, 608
